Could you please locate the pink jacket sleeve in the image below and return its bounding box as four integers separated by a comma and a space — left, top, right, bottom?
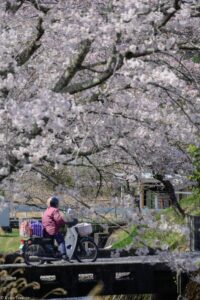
53, 209, 66, 227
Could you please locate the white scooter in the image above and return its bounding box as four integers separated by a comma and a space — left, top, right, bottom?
65, 222, 98, 262
22, 221, 98, 265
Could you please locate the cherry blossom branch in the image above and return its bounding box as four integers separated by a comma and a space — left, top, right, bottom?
158, 0, 181, 29
0, 138, 113, 183
178, 43, 200, 51
125, 49, 160, 60
62, 52, 123, 94
38, 141, 114, 168
5, 0, 25, 13
85, 156, 103, 198
158, 51, 200, 91
16, 17, 44, 66
149, 82, 199, 129
53, 39, 92, 93
29, 0, 58, 13
87, 110, 157, 130
118, 145, 141, 169
144, 57, 193, 85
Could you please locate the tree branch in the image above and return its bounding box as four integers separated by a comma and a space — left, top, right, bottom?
6, 0, 25, 13
29, 0, 58, 13
158, 0, 181, 29
149, 82, 200, 129
16, 17, 44, 66
61, 52, 123, 94
85, 156, 103, 198
125, 49, 160, 60
53, 39, 92, 93
118, 145, 141, 169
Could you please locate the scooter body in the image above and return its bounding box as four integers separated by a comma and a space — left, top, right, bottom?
65, 226, 79, 259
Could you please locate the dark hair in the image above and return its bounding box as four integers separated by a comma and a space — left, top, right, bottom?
50, 196, 59, 208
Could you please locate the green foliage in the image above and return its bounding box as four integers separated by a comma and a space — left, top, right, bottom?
187, 144, 200, 187
155, 206, 185, 225
179, 190, 200, 215
192, 55, 200, 64
111, 226, 137, 249
140, 228, 186, 250
31, 123, 42, 137
110, 222, 186, 251
0, 190, 5, 196
156, 192, 200, 219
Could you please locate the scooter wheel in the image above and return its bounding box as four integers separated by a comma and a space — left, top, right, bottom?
75, 237, 98, 262
24, 243, 45, 265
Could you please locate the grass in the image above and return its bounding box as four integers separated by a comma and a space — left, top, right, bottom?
155, 206, 185, 225
138, 227, 187, 251
0, 228, 21, 254
110, 222, 187, 252
111, 225, 137, 249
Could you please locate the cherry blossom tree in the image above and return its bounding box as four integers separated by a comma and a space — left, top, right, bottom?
0, 0, 200, 216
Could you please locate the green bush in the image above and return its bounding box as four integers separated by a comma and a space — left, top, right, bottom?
192, 55, 200, 64
111, 226, 137, 249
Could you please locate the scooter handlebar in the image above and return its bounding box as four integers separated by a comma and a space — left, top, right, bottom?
66, 218, 78, 227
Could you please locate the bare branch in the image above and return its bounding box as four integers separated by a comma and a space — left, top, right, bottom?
149, 82, 200, 129
85, 156, 103, 198
118, 145, 141, 169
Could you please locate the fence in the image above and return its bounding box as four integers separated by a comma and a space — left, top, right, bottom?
187, 215, 200, 251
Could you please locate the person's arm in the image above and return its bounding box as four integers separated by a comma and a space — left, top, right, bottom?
53, 209, 66, 227
60, 211, 74, 223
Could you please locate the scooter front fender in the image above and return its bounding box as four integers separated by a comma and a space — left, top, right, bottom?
65, 226, 78, 259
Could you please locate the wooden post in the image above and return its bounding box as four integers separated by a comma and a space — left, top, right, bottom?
140, 182, 144, 209
155, 194, 159, 209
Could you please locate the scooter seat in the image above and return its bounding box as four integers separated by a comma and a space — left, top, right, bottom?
30, 236, 43, 241
30, 237, 53, 243
42, 238, 54, 243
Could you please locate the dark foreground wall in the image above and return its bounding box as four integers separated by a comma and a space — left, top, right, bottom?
0, 256, 188, 299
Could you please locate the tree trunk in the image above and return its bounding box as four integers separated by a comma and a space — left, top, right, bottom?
154, 174, 185, 218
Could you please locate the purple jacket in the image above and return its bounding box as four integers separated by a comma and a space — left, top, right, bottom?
42, 207, 65, 235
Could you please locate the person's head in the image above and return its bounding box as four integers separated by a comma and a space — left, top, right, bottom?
47, 196, 59, 208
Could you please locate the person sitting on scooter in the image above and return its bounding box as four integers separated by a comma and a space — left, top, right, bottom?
42, 196, 73, 261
